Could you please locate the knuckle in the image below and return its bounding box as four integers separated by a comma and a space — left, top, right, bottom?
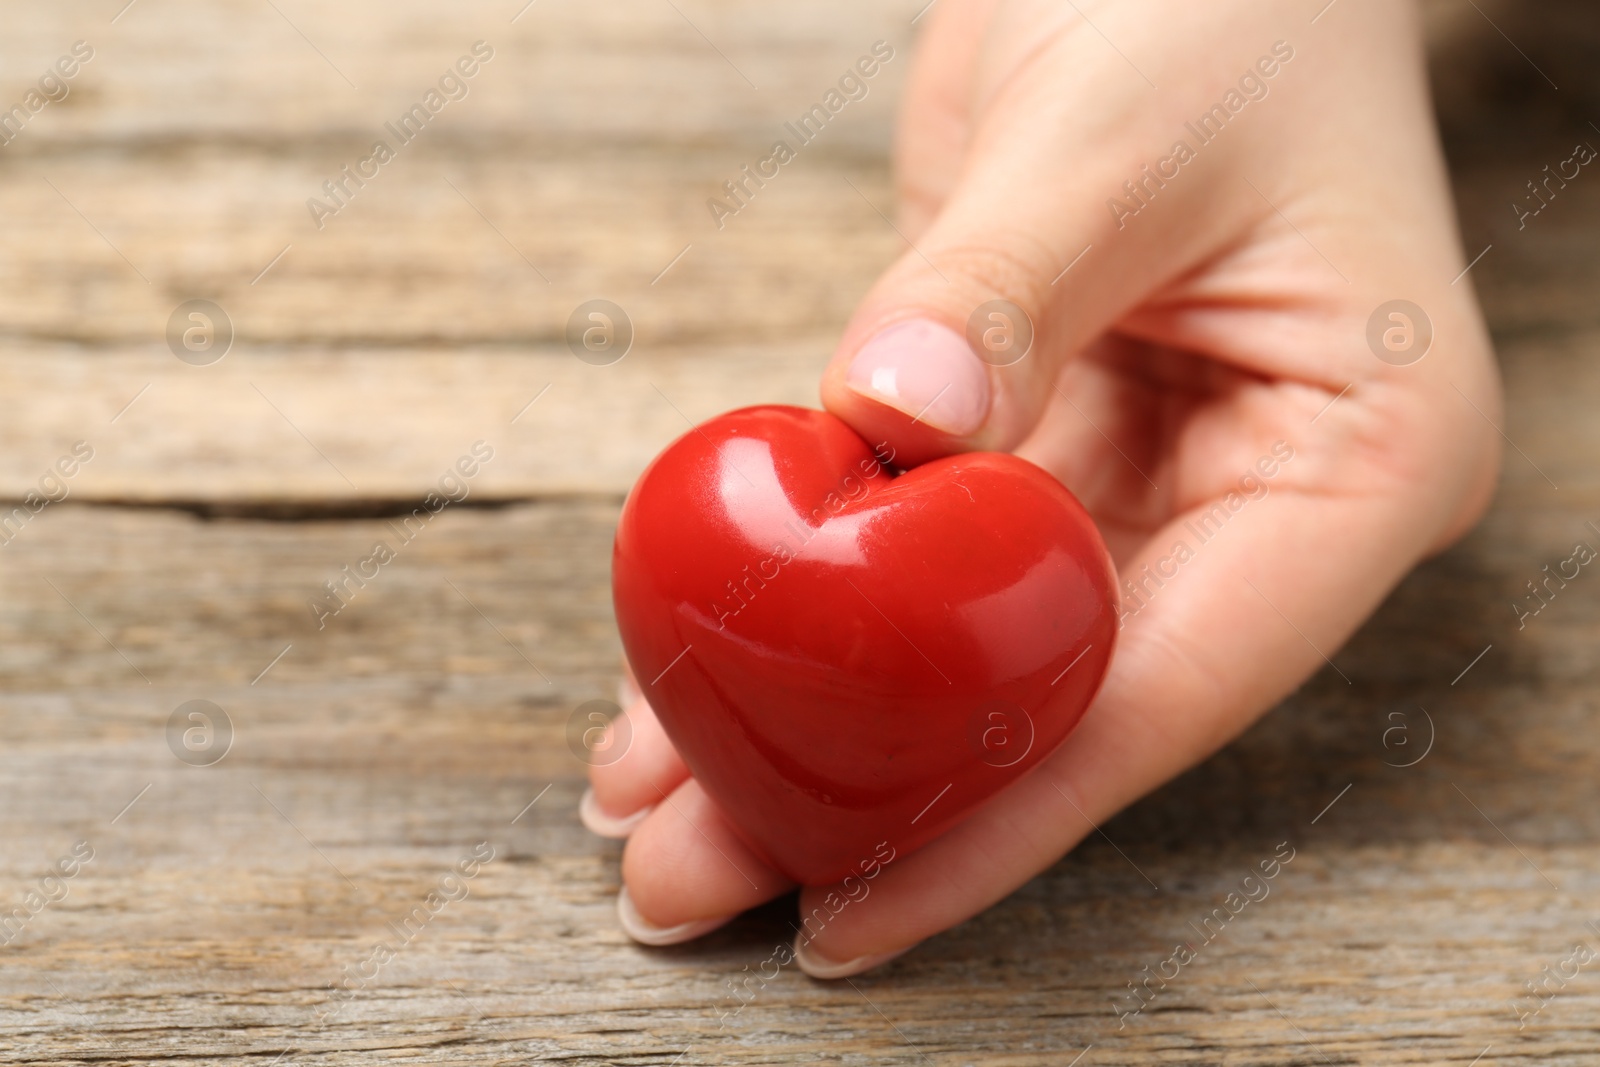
930, 231, 1062, 318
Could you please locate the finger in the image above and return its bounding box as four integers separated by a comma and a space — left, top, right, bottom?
823, 1, 1267, 466
789, 470, 1467, 975
893, 0, 1007, 237
617, 777, 794, 942
618, 658, 640, 708
581, 693, 690, 838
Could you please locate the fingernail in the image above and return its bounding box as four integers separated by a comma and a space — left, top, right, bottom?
792, 932, 915, 979
846, 318, 990, 436
617, 674, 641, 709
579, 787, 653, 839
616, 885, 735, 946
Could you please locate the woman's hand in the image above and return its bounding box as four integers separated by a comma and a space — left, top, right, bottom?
584, 0, 1500, 976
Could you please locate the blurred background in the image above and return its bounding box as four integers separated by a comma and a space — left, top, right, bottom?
1, 0, 1598, 1064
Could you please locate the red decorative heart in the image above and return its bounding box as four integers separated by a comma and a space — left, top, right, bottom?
612, 405, 1118, 885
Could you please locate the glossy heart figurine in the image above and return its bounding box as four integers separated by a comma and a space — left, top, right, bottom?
612, 405, 1117, 885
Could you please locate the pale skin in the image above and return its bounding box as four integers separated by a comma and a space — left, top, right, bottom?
586, 0, 1502, 975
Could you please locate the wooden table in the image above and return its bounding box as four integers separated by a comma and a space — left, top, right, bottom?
2, 1, 1598, 1063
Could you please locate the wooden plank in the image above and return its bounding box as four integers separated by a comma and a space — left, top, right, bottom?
0, 149, 903, 347
0, 0, 909, 147
0, 2, 1594, 352
0, 0, 913, 347
0, 344, 831, 503
0, 145, 1594, 503
7, 116, 1600, 351
0, 501, 1597, 1063
0, 318, 1594, 504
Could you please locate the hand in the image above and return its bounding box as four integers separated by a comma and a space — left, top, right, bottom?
583, 0, 1501, 976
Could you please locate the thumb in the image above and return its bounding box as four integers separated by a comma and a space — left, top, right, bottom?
820, 46, 1251, 465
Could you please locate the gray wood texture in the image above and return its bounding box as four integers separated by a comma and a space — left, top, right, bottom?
2, 0, 1598, 1063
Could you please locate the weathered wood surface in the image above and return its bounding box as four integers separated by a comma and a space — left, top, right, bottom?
2, 0, 1600, 1064
0, 345, 834, 501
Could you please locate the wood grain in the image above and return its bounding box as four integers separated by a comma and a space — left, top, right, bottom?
0, 0, 912, 347
2, 0, 1600, 1063
0, 344, 832, 502
0, 323, 1593, 505
0, 495, 1598, 1065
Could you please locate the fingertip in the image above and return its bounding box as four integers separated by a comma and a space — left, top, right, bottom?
585, 695, 689, 821
617, 671, 640, 710
579, 786, 653, 839
842, 318, 991, 436
821, 310, 997, 468
822, 376, 969, 470
792, 932, 916, 979
620, 780, 793, 928
616, 885, 735, 946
